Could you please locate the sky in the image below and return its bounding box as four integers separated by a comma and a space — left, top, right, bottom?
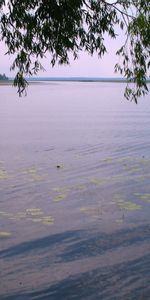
0, 32, 124, 78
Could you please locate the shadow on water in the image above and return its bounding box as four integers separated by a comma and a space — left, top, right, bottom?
0, 225, 150, 259
0, 224, 150, 300
0, 230, 82, 259
59, 225, 150, 263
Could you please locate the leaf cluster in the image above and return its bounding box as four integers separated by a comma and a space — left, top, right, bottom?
0, 0, 149, 101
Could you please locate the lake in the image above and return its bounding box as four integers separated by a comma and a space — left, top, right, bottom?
0, 82, 150, 299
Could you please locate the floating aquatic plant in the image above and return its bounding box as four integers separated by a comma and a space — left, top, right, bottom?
0, 211, 12, 217
80, 207, 100, 216
0, 207, 55, 226
31, 218, 42, 222
76, 185, 87, 191
90, 177, 107, 186
26, 208, 41, 212
134, 193, 150, 203
53, 194, 66, 202
116, 200, 142, 211
115, 219, 124, 224
137, 176, 145, 181
102, 157, 112, 163
0, 168, 8, 180
52, 186, 70, 193
112, 193, 143, 211
41, 215, 54, 225
23, 167, 47, 181
0, 231, 11, 237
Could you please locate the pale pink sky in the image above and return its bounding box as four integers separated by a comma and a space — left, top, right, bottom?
1, 32, 124, 78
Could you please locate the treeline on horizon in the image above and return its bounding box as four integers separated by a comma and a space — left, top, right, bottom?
0, 73, 8, 80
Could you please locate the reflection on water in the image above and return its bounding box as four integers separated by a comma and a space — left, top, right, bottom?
0, 82, 150, 299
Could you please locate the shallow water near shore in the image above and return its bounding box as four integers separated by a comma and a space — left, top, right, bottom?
0, 82, 150, 299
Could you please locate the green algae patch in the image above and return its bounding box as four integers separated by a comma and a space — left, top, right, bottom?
140, 193, 150, 199
28, 211, 43, 216
124, 167, 141, 173
0, 231, 12, 237
30, 174, 46, 181
80, 207, 99, 216
90, 177, 107, 186
0, 168, 8, 180
42, 221, 53, 225
42, 215, 53, 220
137, 176, 145, 181
0, 211, 7, 215
134, 193, 150, 203
0, 211, 12, 217
31, 218, 42, 222
25, 167, 36, 173
23, 167, 47, 181
52, 187, 63, 193
52, 186, 70, 193
53, 194, 66, 202
26, 208, 42, 212
41, 216, 54, 225
0, 207, 55, 226
115, 219, 124, 224
76, 184, 87, 191
113, 194, 143, 211
25, 209, 54, 225
16, 212, 27, 218
31, 217, 54, 224
117, 200, 142, 211
102, 157, 113, 163
42, 219, 54, 225
134, 193, 142, 196
9, 217, 22, 221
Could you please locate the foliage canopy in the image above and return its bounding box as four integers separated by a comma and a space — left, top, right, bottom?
0, 0, 150, 101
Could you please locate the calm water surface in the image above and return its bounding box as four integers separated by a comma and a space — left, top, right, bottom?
0, 82, 150, 299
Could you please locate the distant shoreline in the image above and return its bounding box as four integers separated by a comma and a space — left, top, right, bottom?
0, 80, 13, 86
24, 76, 150, 83
27, 77, 129, 83
1, 77, 150, 85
